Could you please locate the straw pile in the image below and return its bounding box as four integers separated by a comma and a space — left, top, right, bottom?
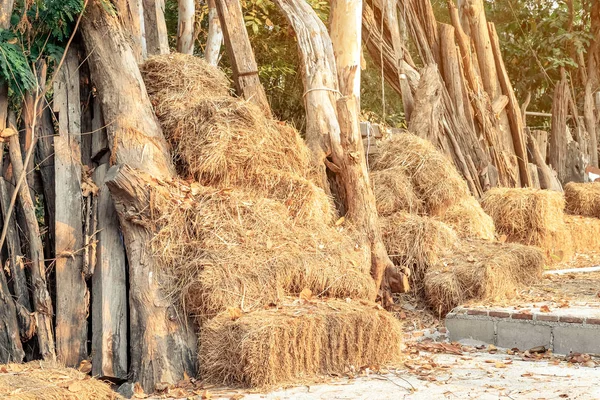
564, 182, 600, 218
370, 133, 470, 216
439, 197, 495, 241
199, 297, 403, 387
0, 362, 118, 400
424, 240, 544, 314
371, 168, 422, 216
380, 212, 457, 282
141, 55, 332, 225
150, 179, 374, 319
564, 215, 600, 253
480, 188, 572, 262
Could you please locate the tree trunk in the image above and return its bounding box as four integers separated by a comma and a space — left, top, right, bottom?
550, 70, 569, 183
81, 2, 196, 391
53, 47, 89, 367
113, 0, 146, 62
7, 115, 55, 361
205, 0, 223, 66
215, 0, 271, 114
177, 0, 195, 54
527, 129, 562, 191
143, 0, 170, 56
0, 265, 24, 363
92, 163, 128, 380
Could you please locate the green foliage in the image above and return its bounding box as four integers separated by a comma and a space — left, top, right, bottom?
0, 29, 35, 92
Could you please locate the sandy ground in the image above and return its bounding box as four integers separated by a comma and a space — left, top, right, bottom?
208, 348, 599, 400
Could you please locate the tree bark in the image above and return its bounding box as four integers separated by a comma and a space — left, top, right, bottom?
113, 0, 146, 62
0, 266, 24, 363
92, 163, 128, 380
205, 0, 223, 66
7, 116, 55, 361
143, 0, 170, 56
81, 2, 196, 391
550, 70, 569, 183
53, 47, 89, 367
215, 0, 271, 114
177, 0, 195, 54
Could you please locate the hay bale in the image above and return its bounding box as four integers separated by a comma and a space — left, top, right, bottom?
371, 168, 422, 216
141, 53, 231, 104
480, 188, 572, 262
380, 212, 458, 282
199, 298, 403, 387
564, 214, 600, 253
564, 182, 600, 218
424, 240, 544, 315
150, 180, 374, 319
370, 133, 470, 215
0, 362, 118, 400
439, 197, 495, 241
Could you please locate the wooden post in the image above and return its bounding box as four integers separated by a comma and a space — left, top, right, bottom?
177, 0, 195, 54
488, 23, 531, 187
143, 0, 170, 56
53, 47, 88, 367
205, 0, 223, 65
92, 163, 128, 380
81, 2, 196, 391
0, 266, 24, 363
215, 0, 271, 114
550, 70, 570, 183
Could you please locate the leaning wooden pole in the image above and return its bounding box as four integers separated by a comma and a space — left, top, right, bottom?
81, 1, 196, 391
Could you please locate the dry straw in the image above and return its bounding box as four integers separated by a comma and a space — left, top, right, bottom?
199, 298, 403, 387
149, 179, 374, 319
0, 362, 118, 400
564, 214, 600, 253
480, 188, 572, 262
424, 240, 544, 314
370, 133, 470, 215
141, 55, 330, 224
380, 212, 458, 284
439, 197, 495, 241
371, 167, 422, 216
564, 182, 600, 219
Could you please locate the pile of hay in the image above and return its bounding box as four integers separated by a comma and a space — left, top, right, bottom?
564, 215, 600, 253
0, 362, 118, 399
371, 168, 422, 216
370, 133, 470, 216
141, 55, 332, 225
199, 297, 403, 387
564, 182, 600, 218
149, 172, 374, 320
481, 188, 572, 262
380, 212, 457, 283
424, 240, 544, 314
439, 197, 495, 241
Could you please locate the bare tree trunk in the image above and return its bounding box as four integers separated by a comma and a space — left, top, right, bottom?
205, 0, 223, 66
215, 0, 271, 114
177, 0, 195, 54
143, 0, 170, 56
53, 47, 88, 367
81, 2, 196, 391
113, 0, 146, 62
550, 70, 570, 183
0, 265, 24, 363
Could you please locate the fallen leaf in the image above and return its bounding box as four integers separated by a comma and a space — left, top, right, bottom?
299, 288, 312, 301
498, 234, 507, 243
133, 382, 147, 399
539, 305, 551, 313
154, 382, 170, 392
488, 344, 497, 353
335, 216, 345, 226
227, 307, 242, 321
77, 359, 92, 374
494, 361, 507, 368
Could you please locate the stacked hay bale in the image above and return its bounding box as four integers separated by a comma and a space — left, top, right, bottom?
564, 182, 600, 253
140, 54, 403, 387
480, 188, 573, 263
371, 133, 543, 312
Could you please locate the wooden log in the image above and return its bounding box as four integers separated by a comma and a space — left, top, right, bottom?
527, 129, 562, 191
489, 23, 531, 188
113, 0, 146, 61
177, 0, 195, 54
205, 0, 223, 66
91, 98, 109, 161
92, 163, 128, 380
550, 70, 569, 183
215, 0, 271, 114
82, 2, 197, 391
36, 102, 56, 255
143, 0, 170, 56
584, 79, 598, 167
7, 114, 55, 361
53, 47, 88, 367
79, 55, 93, 167
528, 163, 540, 189
531, 130, 548, 162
